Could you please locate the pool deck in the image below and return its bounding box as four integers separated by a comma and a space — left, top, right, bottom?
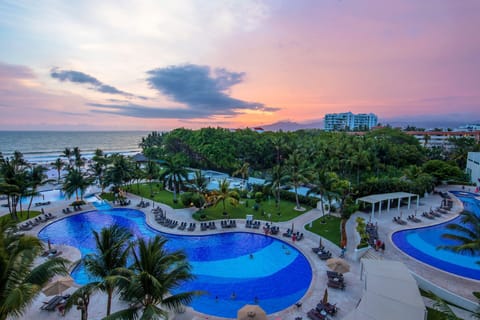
2, 185, 479, 320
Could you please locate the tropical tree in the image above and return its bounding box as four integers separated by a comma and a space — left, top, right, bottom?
25, 165, 51, 217
62, 147, 72, 166
106, 154, 134, 192
233, 162, 250, 180
269, 164, 287, 209
159, 157, 188, 203
0, 151, 30, 221
438, 210, 480, 264
73, 147, 84, 169
106, 236, 198, 320
307, 170, 337, 221
285, 150, 312, 209
90, 149, 109, 192
144, 160, 159, 197
64, 283, 97, 320
0, 220, 68, 320
52, 158, 64, 184
83, 226, 133, 316
208, 179, 239, 215
63, 167, 93, 201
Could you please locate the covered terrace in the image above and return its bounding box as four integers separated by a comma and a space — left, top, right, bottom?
356, 192, 419, 221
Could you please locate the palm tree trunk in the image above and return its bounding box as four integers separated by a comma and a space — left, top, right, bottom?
107, 289, 112, 316
27, 194, 34, 219
294, 185, 300, 209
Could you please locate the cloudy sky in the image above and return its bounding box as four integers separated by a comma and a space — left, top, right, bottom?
0, 0, 479, 130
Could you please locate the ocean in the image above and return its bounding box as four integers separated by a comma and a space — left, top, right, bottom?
0, 131, 149, 164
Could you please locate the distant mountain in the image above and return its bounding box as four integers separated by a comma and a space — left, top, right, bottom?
260, 120, 324, 131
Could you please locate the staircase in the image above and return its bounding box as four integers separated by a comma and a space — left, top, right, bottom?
361, 248, 383, 260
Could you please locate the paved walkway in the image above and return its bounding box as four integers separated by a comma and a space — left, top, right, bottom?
3, 186, 479, 320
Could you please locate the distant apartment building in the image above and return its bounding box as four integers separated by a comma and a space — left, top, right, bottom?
324, 112, 378, 131
453, 124, 480, 132
407, 131, 480, 149
466, 152, 480, 186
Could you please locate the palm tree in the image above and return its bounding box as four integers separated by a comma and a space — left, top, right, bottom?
63, 167, 93, 201
89, 149, 109, 193
0, 220, 68, 320
307, 170, 336, 221
83, 225, 133, 316
233, 162, 250, 180
159, 157, 188, 203
52, 158, 64, 184
62, 147, 72, 167
144, 160, 159, 197
105, 154, 134, 194
73, 147, 84, 169
0, 152, 30, 221
285, 150, 312, 209
26, 165, 51, 217
438, 210, 480, 264
64, 283, 97, 320
209, 179, 239, 215
269, 164, 287, 209
106, 236, 198, 320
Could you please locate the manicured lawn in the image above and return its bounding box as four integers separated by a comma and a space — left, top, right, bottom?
305, 215, 342, 247
192, 198, 312, 222
125, 183, 184, 209
0, 210, 42, 224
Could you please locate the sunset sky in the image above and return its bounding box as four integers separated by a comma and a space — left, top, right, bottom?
1, 0, 479, 131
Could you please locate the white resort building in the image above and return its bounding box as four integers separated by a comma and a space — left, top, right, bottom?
407, 130, 480, 149
324, 112, 378, 131
466, 152, 480, 187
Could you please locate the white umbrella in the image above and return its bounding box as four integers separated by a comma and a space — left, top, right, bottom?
42, 276, 74, 296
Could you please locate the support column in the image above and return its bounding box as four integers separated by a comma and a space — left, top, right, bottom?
397, 197, 401, 213
387, 199, 391, 212
371, 202, 375, 221
416, 195, 419, 209
408, 196, 411, 209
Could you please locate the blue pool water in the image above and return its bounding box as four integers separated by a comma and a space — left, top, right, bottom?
392, 191, 480, 280
38, 209, 312, 317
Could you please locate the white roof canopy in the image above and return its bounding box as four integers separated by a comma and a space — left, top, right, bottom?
356, 192, 417, 204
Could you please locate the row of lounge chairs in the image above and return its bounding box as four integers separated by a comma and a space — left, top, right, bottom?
393, 216, 407, 225
407, 215, 422, 223
263, 223, 279, 235
118, 199, 131, 206
62, 206, 82, 214
136, 200, 150, 208
201, 221, 216, 231
245, 220, 261, 229
35, 201, 51, 206
41, 294, 70, 311
221, 220, 237, 228
18, 213, 57, 230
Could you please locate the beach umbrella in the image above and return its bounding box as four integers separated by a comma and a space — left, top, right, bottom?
237, 304, 267, 320
326, 258, 350, 274
47, 239, 51, 250
319, 237, 323, 248
322, 288, 328, 305
42, 276, 74, 296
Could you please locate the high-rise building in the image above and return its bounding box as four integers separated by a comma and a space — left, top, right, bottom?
324, 112, 378, 131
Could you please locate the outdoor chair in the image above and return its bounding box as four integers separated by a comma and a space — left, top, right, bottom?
327, 279, 345, 290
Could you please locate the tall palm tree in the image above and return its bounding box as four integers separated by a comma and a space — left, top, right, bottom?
52, 158, 64, 184
269, 164, 287, 209
438, 210, 480, 264
209, 179, 239, 215
159, 157, 188, 203
106, 236, 198, 320
285, 150, 312, 209
83, 226, 133, 316
233, 162, 250, 180
105, 154, 134, 193
144, 160, 159, 197
0, 152, 30, 221
0, 220, 68, 320
73, 147, 84, 169
64, 283, 97, 320
89, 150, 108, 192
62, 147, 72, 167
63, 167, 93, 201
26, 165, 51, 217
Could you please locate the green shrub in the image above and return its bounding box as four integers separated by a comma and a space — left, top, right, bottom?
180, 192, 194, 207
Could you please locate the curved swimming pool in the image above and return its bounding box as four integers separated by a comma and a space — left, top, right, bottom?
38, 208, 312, 318
392, 191, 480, 280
